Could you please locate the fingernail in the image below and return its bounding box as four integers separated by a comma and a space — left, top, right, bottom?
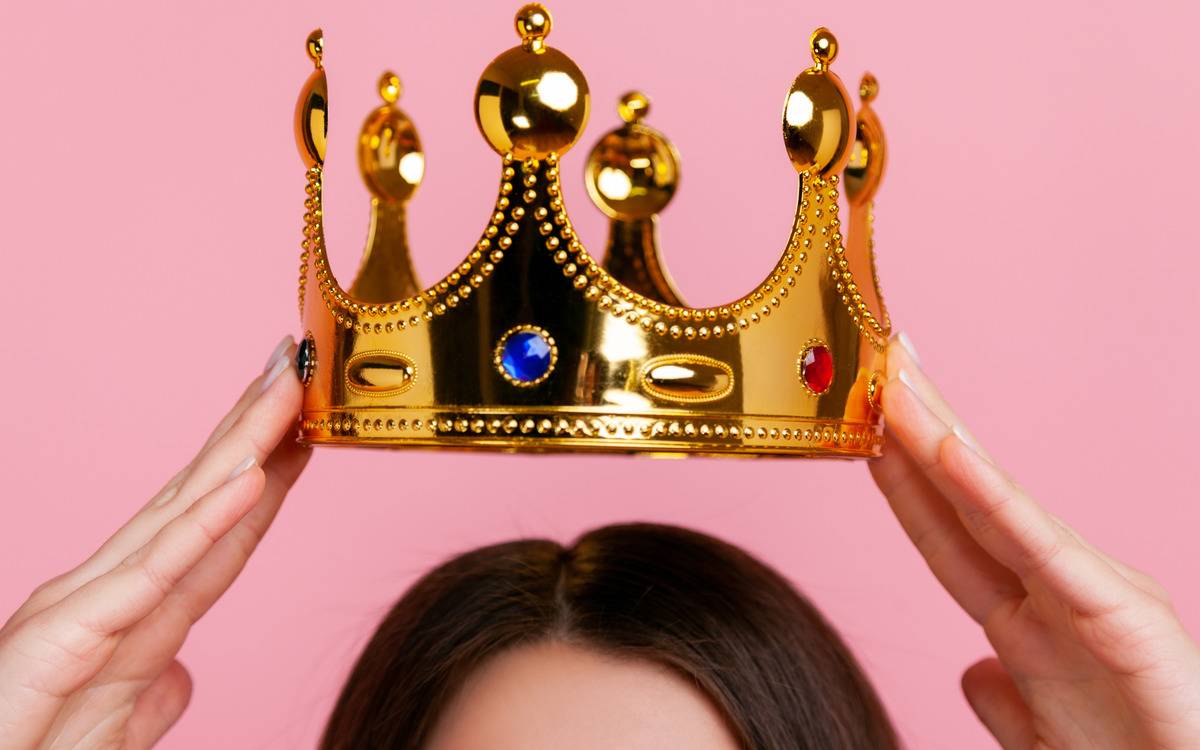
895, 331, 921, 365
952, 424, 992, 463
263, 335, 293, 373
228, 456, 257, 480
260, 351, 291, 393
897, 367, 937, 419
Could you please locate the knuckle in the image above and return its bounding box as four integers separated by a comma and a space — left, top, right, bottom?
136, 558, 178, 599
1019, 524, 1065, 576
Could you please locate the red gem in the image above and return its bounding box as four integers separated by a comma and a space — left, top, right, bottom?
801, 345, 833, 394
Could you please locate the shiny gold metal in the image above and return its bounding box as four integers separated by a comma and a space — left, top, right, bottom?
293, 9, 892, 458
782, 27, 853, 176
515, 3, 552, 51
617, 91, 650, 123
840, 72, 891, 342
475, 4, 590, 159
585, 92, 683, 304
295, 29, 328, 167
351, 71, 423, 302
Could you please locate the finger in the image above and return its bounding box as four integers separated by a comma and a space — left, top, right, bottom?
886, 334, 992, 461
886, 370, 1142, 619
887, 336, 1167, 603
1047, 512, 1172, 605
73, 439, 311, 712
0, 464, 263, 747
151, 437, 311, 627
870, 433, 1024, 624
147, 335, 294, 508
125, 660, 193, 750
961, 657, 1037, 750
939, 434, 1146, 619
7, 344, 301, 629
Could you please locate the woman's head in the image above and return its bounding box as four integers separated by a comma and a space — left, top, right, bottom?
322, 523, 897, 749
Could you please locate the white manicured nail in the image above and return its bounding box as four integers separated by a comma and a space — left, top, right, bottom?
897, 367, 936, 415
952, 424, 991, 462
260, 352, 291, 392
895, 331, 920, 365
228, 456, 257, 480
263, 335, 293, 372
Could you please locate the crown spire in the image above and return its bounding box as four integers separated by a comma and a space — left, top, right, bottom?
295, 28, 328, 167
474, 4, 589, 159
585, 91, 684, 305
782, 26, 853, 176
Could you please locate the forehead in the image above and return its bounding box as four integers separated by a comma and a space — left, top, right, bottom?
424, 640, 741, 750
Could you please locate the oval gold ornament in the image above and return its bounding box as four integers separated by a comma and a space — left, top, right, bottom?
639, 355, 734, 404
345, 351, 416, 396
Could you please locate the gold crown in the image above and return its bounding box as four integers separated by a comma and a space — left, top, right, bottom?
292, 4, 892, 457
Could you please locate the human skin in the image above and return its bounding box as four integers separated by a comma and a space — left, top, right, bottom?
0, 334, 1197, 749
424, 640, 741, 750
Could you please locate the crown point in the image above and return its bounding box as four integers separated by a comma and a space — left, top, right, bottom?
810, 27, 838, 67
379, 71, 402, 103
617, 91, 650, 124
306, 29, 324, 68
859, 72, 878, 103
515, 4, 553, 51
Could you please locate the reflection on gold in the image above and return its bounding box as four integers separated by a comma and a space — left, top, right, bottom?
398, 152, 425, 184
535, 71, 578, 110
784, 91, 814, 127
596, 167, 633, 200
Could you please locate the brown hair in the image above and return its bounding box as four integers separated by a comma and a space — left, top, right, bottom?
322, 523, 898, 749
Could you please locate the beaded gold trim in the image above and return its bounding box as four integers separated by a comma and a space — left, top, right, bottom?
299, 156, 885, 352
299, 408, 883, 456
299, 154, 527, 333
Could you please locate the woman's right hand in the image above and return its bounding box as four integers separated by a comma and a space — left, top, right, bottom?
0, 336, 310, 750
871, 334, 1200, 749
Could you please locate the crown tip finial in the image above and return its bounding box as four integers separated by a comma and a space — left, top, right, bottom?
379, 71, 402, 104
859, 72, 878, 103
809, 27, 838, 67
618, 91, 650, 124
515, 4, 553, 51
306, 29, 324, 68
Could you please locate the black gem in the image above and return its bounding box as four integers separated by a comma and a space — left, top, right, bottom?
296, 337, 314, 385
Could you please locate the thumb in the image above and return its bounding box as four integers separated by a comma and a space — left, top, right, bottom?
125, 660, 193, 749
962, 657, 1037, 749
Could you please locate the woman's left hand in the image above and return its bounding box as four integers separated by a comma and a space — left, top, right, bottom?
871, 335, 1200, 749
0, 336, 310, 749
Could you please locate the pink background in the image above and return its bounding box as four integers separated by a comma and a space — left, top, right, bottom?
3, 0, 1198, 747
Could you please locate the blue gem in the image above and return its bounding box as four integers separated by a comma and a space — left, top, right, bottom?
500, 329, 553, 383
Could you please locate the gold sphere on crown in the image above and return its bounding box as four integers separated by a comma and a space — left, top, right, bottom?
585, 92, 680, 220
358, 71, 424, 202
514, 3, 552, 47
781, 27, 853, 176
617, 91, 650, 124
296, 28, 328, 167
475, 4, 590, 159
305, 29, 324, 67
810, 27, 838, 67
